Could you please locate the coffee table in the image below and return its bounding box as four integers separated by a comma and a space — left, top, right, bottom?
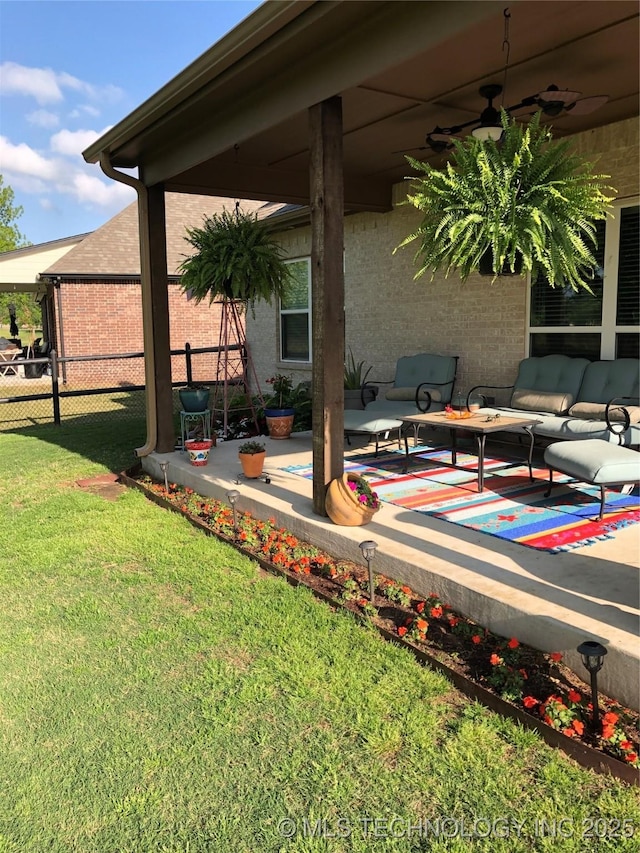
400, 412, 541, 492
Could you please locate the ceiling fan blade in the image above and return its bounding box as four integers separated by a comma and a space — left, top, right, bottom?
392, 145, 430, 154
568, 95, 609, 116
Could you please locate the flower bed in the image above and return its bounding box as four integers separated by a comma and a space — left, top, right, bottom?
124, 469, 639, 784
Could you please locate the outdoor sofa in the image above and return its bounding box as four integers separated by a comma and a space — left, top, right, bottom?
467, 354, 640, 447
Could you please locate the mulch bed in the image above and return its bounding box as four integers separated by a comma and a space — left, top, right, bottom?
120, 466, 640, 786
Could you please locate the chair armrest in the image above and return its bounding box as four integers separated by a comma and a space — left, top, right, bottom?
415, 379, 455, 412
467, 383, 515, 407
605, 396, 637, 443
360, 382, 381, 407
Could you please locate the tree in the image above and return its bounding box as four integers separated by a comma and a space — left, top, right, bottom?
0, 174, 30, 252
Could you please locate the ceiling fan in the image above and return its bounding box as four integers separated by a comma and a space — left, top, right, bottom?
399, 83, 608, 155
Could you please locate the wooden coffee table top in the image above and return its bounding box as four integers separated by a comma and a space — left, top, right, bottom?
401, 411, 541, 434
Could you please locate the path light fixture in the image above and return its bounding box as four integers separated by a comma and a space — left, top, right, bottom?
577, 640, 607, 730
158, 460, 170, 493
359, 540, 378, 603
226, 489, 241, 535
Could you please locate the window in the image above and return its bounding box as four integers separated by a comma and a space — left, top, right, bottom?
528, 200, 639, 360
280, 258, 311, 362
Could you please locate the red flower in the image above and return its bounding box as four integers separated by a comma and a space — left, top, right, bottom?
562, 728, 575, 738
620, 740, 633, 750
523, 696, 538, 709
401, 586, 412, 595
625, 752, 638, 763
550, 652, 563, 662
430, 606, 443, 619
568, 689, 582, 703
416, 618, 428, 633
602, 724, 616, 740
507, 637, 519, 649
397, 626, 407, 637
602, 711, 619, 725
471, 635, 482, 645
572, 719, 584, 736
448, 616, 460, 627
415, 601, 425, 614
490, 653, 503, 666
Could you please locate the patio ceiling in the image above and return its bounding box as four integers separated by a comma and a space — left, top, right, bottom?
84, 0, 639, 211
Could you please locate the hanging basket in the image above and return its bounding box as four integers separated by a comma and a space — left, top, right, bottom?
325, 473, 380, 526
478, 248, 524, 277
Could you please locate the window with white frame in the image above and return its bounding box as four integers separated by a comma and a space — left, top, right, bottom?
528, 198, 639, 360
280, 257, 311, 362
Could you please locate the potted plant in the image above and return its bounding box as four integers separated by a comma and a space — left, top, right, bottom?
344, 348, 376, 410
325, 472, 380, 526
263, 373, 297, 439
396, 111, 614, 288
184, 437, 214, 466
238, 440, 266, 479
178, 384, 210, 413
178, 206, 292, 311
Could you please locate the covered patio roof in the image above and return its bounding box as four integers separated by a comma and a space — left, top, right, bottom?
82, 0, 639, 512
84, 0, 638, 210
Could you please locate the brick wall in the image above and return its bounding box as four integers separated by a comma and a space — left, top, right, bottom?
53, 279, 236, 386
249, 117, 639, 396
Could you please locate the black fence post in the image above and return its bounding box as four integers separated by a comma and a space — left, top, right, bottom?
51, 349, 61, 425
185, 342, 193, 386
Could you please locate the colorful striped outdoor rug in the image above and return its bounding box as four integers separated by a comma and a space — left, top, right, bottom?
283, 445, 640, 553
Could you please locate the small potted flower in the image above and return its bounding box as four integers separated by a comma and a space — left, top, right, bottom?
238, 440, 266, 479
325, 472, 380, 526
263, 373, 297, 439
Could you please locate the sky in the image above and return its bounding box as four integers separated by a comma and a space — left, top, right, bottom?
0, 0, 263, 247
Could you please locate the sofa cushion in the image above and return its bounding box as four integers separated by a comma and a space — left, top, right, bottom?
514, 354, 589, 400
386, 386, 442, 402
576, 358, 640, 404
511, 388, 573, 415
568, 401, 640, 423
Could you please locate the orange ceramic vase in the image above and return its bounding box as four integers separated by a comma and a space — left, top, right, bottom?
325, 473, 379, 526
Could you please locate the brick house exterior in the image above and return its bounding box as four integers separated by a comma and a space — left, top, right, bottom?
40, 194, 266, 386
249, 118, 639, 396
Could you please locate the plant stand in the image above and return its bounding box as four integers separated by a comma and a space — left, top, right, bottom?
210, 299, 265, 439
179, 409, 212, 451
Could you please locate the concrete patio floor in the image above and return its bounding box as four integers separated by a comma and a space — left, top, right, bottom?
142, 430, 640, 711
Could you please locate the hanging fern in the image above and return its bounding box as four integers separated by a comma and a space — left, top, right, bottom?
395, 111, 615, 289
179, 207, 292, 309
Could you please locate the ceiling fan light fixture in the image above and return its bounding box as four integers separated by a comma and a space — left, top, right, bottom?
471, 124, 503, 142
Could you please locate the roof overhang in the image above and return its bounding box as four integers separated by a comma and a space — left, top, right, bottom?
84, 0, 639, 212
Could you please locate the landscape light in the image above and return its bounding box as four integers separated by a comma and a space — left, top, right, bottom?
359, 540, 378, 603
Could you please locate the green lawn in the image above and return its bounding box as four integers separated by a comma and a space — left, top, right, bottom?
0, 422, 638, 852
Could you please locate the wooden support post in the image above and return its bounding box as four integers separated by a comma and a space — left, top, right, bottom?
309, 97, 345, 515
140, 184, 175, 453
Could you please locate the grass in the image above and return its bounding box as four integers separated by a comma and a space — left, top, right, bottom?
0, 422, 638, 852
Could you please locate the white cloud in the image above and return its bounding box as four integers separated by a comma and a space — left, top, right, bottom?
50, 127, 112, 157
69, 105, 101, 119
0, 62, 124, 106
26, 109, 60, 129
0, 134, 135, 211
0, 136, 57, 180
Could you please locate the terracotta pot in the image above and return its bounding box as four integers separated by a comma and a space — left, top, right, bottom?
184, 439, 213, 466
239, 450, 266, 479
264, 407, 295, 439
325, 472, 379, 526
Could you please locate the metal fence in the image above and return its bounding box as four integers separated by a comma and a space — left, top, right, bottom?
0, 343, 231, 432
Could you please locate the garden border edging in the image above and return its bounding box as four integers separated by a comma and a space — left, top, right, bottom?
120, 466, 639, 787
